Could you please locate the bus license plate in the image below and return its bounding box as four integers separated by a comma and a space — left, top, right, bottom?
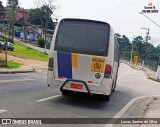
70, 83, 83, 90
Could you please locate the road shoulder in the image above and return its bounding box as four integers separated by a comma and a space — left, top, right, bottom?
123, 61, 160, 82
106, 96, 160, 127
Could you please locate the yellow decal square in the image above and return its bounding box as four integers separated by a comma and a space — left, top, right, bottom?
91, 57, 105, 73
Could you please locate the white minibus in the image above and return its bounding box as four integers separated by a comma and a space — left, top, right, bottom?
47, 18, 119, 101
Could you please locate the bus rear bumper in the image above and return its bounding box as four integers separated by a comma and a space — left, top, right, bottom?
48, 72, 112, 96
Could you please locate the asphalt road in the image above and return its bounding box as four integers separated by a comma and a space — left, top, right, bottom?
0, 63, 160, 127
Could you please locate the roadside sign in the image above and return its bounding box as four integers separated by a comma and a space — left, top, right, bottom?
134, 56, 138, 62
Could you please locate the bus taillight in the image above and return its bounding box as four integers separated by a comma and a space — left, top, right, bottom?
104, 64, 112, 78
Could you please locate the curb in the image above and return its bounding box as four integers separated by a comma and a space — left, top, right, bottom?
0, 66, 34, 74
0, 70, 34, 74
104, 95, 160, 127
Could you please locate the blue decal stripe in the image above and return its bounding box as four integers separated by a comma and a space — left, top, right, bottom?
57, 52, 72, 79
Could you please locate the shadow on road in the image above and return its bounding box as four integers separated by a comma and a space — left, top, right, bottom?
48, 90, 133, 112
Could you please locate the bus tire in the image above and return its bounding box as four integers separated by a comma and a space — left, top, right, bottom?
101, 95, 110, 101
62, 90, 73, 96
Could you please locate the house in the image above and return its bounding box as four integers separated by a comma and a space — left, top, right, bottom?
16, 8, 30, 23
20, 30, 41, 41
15, 24, 55, 43
18, 25, 41, 41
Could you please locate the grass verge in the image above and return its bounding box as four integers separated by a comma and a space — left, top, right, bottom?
8, 42, 48, 62
0, 61, 22, 68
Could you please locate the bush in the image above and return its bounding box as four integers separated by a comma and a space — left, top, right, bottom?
0, 37, 5, 41
7, 38, 14, 43
37, 38, 45, 48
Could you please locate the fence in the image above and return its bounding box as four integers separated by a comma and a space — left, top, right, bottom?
122, 56, 158, 71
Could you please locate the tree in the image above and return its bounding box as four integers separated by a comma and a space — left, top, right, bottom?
0, 1, 4, 9
28, 8, 45, 26
116, 34, 132, 59
28, 7, 54, 29
28, 0, 56, 30
7, 0, 19, 42
0, 1, 4, 19
7, 0, 18, 7
28, 0, 56, 53
132, 36, 144, 58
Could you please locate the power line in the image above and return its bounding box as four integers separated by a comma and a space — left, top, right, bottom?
139, 12, 160, 28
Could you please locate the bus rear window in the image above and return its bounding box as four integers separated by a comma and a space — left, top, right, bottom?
54, 19, 110, 56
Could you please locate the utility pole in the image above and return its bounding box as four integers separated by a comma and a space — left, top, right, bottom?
11, 6, 15, 43
141, 27, 150, 70
44, 10, 48, 54
139, 12, 160, 80
23, 8, 26, 42
130, 35, 135, 63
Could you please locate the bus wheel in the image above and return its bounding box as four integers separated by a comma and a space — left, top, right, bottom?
101, 95, 110, 101
62, 90, 73, 96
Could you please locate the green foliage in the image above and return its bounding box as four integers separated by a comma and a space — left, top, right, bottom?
28, 6, 54, 29
37, 38, 45, 48
133, 36, 144, 58
0, 61, 22, 68
122, 51, 130, 58
0, 37, 5, 41
0, 1, 4, 9
8, 42, 48, 62
7, 0, 18, 7
132, 51, 139, 56
116, 34, 131, 57
28, 8, 45, 26
117, 34, 159, 70
6, 61, 22, 68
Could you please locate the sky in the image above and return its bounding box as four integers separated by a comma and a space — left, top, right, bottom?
1, 0, 160, 46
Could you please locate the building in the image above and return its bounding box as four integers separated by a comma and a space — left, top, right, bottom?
2, 7, 12, 20
16, 8, 30, 23
15, 25, 42, 41
20, 30, 41, 41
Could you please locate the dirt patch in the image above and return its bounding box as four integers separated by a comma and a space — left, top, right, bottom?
7, 55, 48, 72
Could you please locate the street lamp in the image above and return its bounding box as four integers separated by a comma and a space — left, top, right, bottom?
141, 27, 150, 70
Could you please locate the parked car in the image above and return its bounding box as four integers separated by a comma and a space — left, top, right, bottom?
0, 41, 14, 51
0, 41, 5, 50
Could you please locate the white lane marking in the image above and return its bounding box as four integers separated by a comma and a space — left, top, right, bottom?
36, 95, 61, 102
104, 95, 160, 127
0, 109, 7, 114
0, 78, 35, 83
